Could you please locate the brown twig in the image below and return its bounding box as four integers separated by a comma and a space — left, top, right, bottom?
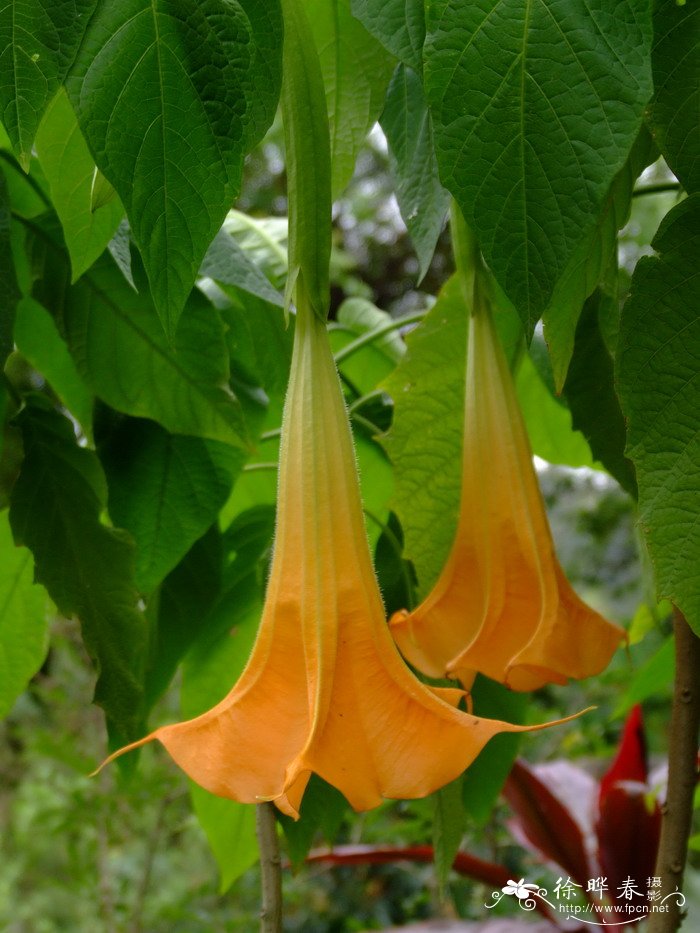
256, 802, 282, 933
647, 608, 700, 933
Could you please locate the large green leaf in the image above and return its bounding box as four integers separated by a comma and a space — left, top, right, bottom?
13, 296, 93, 436
0, 510, 48, 719
649, 0, 700, 194
617, 195, 700, 634
101, 418, 243, 595
9, 399, 146, 738
543, 130, 656, 389
66, 0, 283, 338
425, 0, 653, 332
34, 89, 123, 282
145, 524, 223, 708
307, 0, 395, 197
61, 255, 249, 448
563, 293, 637, 497
380, 64, 449, 281
351, 0, 424, 74
0, 0, 97, 168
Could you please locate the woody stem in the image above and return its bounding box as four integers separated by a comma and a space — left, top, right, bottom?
647, 608, 700, 933
256, 802, 283, 933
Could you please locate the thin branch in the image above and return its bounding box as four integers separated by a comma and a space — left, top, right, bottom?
632, 183, 682, 198
647, 608, 700, 933
130, 794, 170, 933
333, 311, 426, 365
256, 802, 283, 933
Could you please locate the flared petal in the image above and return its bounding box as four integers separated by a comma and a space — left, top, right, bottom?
102, 293, 576, 817
391, 295, 625, 692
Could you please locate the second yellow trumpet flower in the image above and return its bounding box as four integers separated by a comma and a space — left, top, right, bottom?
391, 276, 625, 692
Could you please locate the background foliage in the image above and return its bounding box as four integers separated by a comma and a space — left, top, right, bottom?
0, 0, 698, 929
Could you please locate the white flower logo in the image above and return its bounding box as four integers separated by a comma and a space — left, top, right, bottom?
502, 878, 541, 900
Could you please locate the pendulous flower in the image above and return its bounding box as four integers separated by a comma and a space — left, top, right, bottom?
390, 283, 625, 693
102, 288, 574, 817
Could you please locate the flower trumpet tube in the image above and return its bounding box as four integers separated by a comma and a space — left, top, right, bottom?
390, 286, 625, 693
99, 290, 579, 817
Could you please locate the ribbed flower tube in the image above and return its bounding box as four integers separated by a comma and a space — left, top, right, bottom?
391, 288, 625, 692
102, 292, 574, 817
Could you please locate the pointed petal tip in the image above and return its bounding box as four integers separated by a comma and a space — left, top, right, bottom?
90, 731, 158, 777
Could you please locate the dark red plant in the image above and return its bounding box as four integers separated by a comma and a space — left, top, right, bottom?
503, 704, 662, 928
303, 706, 662, 932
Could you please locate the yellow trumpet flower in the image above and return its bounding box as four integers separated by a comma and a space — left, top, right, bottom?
102, 291, 575, 818
390, 287, 625, 693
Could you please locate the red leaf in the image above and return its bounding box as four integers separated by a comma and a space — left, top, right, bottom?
596, 784, 661, 901
599, 705, 648, 804
503, 760, 593, 885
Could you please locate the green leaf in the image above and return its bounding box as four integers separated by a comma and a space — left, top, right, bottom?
433, 777, 466, 893
425, 0, 654, 332
461, 677, 528, 825
280, 0, 332, 318
381, 276, 466, 592
543, 130, 656, 388
0, 169, 20, 361
0, 0, 97, 168
100, 418, 243, 595
649, 0, 700, 194
613, 636, 674, 718
307, 0, 395, 197
62, 254, 249, 448
216, 290, 293, 433
617, 195, 700, 634
9, 399, 146, 738
562, 293, 637, 496
189, 784, 259, 892
0, 510, 48, 719
145, 525, 223, 708
0, 149, 49, 219
66, 0, 283, 338
90, 167, 117, 212
351, 0, 425, 74
223, 211, 288, 291
516, 351, 595, 469
200, 227, 284, 307
279, 775, 348, 867
13, 296, 93, 436
34, 89, 123, 282
380, 64, 449, 281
